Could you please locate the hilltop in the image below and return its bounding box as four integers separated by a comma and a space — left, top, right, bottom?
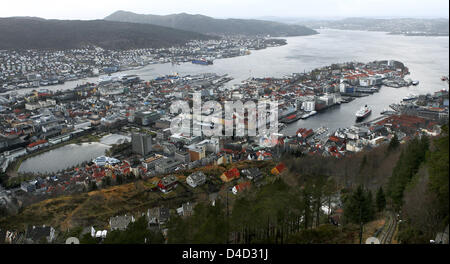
0, 17, 215, 50
104, 10, 318, 37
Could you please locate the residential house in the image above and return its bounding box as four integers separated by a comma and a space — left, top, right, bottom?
186, 171, 206, 188
241, 167, 263, 182
271, 163, 286, 175
147, 207, 170, 226
90, 227, 108, 239
158, 175, 178, 193
25, 225, 56, 244
220, 167, 240, 183
109, 215, 135, 231
232, 181, 251, 195
176, 202, 195, 217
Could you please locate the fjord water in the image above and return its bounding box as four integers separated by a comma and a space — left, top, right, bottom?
14, 29, 449, 173
12, 29, 450, 134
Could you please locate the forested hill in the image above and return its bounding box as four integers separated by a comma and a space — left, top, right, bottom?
105, 11, 318, 37
0, 17, 214, 50
0, 128, 447, 244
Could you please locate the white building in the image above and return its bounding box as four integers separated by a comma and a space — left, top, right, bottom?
346, 140, 363, 152
370, 136, 385, 146
186, 171, 206, 188
91, 227, 107, 239
302, 101, 316, 112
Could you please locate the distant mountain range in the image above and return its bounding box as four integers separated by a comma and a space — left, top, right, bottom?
300, 17, 449, 36
104, 11, 318, 37
0, 17, 214, 50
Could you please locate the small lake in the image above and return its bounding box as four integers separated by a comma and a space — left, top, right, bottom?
18, 142, 110, 174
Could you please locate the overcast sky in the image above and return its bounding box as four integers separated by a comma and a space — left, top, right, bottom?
1, 0, 448, 20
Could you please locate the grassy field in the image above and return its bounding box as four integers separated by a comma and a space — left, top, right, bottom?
1, 180, 168, 231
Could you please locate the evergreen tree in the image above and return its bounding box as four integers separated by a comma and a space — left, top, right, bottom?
387, 137, 429, 209
376, 187, 386, 212
88, 181, 97, 191
167, 215, 190, 243
0, 172, 8, 186
80, 233, 98, 244
343, 185, 374, 224
116, 174, 123, 185
427, 125, 449, 227
103, 176, 111, 186
359, 155, 367, 173
365, 190, 375, 220
388, 133, 400, 152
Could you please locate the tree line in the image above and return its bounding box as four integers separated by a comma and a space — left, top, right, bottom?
166, 175, 347, 244
394, 126, 449, 243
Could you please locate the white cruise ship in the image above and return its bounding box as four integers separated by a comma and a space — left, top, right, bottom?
356, 105, 371, 121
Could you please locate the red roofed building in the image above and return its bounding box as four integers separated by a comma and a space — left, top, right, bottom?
297, 128, 314, 139
271, 162, 286, 175
26, 139, 49, 152
220, 167, 240, 182
328, 136, 341, 143
376, 114, 433, 134
92, 170, 106, 179
232, 181, 251, 195
158, 175, 178, 193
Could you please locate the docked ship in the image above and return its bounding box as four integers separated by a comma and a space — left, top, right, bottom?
192, 58, 213, 65
99, 75, 120, 85
403, 93, 418, 101
355, 105, 371, 121
301, 110, 317, 119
